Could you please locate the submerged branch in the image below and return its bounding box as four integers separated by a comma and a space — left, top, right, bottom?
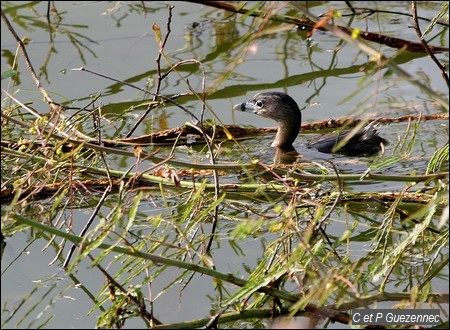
2, 145, 447, 204
114, 113, 449, 147
187, 1, 449, 53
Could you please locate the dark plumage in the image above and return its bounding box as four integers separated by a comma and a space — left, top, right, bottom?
233, 91, 388, 161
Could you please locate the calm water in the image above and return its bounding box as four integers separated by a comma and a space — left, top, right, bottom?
1, 1, 448, 328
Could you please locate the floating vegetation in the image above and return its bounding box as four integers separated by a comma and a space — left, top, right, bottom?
1, 2, 448, 329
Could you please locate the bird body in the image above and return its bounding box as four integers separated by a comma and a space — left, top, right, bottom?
233, 91, 387, 162
305, 120, 387, 156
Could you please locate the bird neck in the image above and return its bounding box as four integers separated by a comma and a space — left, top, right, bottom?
271, 120, 300, 152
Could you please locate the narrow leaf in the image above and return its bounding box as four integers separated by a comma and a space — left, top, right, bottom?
153, 23, 162, 46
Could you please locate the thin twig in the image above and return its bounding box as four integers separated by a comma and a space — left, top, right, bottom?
62, 185, 112, 268
125, 5, 175, 138
343, 6, 449, 27
85, 253, 159, 326
411, 1, 449, 88
71, 67, 199, 122
1, 9, 56, 109
315, 161, 343, 261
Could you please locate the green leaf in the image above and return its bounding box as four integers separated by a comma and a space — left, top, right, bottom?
152, 23, 162, 46
1, 70, 17, 80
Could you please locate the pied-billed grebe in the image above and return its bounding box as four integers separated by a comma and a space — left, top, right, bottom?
233, 91, 388, 160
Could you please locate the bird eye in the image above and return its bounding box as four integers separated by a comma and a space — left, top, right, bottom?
255, 100, 264, 108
